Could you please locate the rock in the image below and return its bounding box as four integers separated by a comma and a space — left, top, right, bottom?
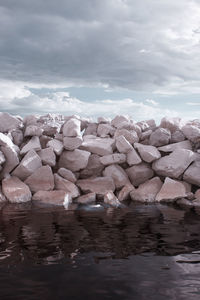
160, 117, 181, 133
25, 166, 54, 192
97, 124, 115, 137
111, 115, 129, 128
152, 149, 195, 179
58, 149, 91, 172
32, 190, 69, 206
140, 129, 152, 141
58, 168, 77, 183
134, 142, 161, 163
181, 125, 200, 143
126, 149, 142, 166
97, 117, 110, 123
47, 139, 64, 155
39, 135, 52, 149
183, 160, 200, 186
158, 140, 192, 152
0, 112, 22, 133
155, 177, 187, 202
0, 151, 5, 165
12, 149, 42, 180
117, 184, 135, 201
99, 153, 126, 165
170, 130, 185, 143
77, 177, 115, 195
63, 118, 81, 137
20, 136, 41, 155
38, 147, 56, 167
24, 125, 43, 137
23, 115, 38, 126
11, 129, 24, 146
104, 191, 121, 207
130, 177, 163, 202
63, 136, 82, 150
116, 135, 133, 153
149, 128, 171, 147
126, 162, 154, 187
2, 176, 32, 203
80, 136, 115, 156
103, 164, 130, 189
114, 128, 139, 144
79, 154, 104, 178
176, 198, 194, 209
77, 192, 96, 204
54, 174, 80, 198
84, 123, 98, 136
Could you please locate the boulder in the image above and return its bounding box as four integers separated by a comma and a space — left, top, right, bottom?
54, 174, 80, 198
47, 139, 64, 155
25, 166, 54, 192
12, 149, 42, 180
58, 149, 91, 172
117, 184, 135, 201
24, 125, 43, 137
2, 176, 32, 203
99, 153, 126, 165
20, 136, 41, 155
155, 177, 187, 202
0, 112, 22, 133
97, 124, 115, 137
11, 129, 24, 146
149, 128, 171, 147
103, 164, 130, 189
38, 147, 56, 167
130, 177, 163, 202
158, 140, 192, 152
80, 136, 115, 156
134, 142, 161, 163
114, 128, 139, 144
126, 162, 154, 187
39, 135, 52, 149
116, 135, 133, 153
140, 129, 152, 141
111, 115, 129, 128
152, 149, 195, 179
79, 154, 104, 178
84, 123, 97, 136
183, 160, 200, 186
77, 192, 96, 204
77, 177, 115, 195
181, 125, 200, 143
63, 136, 82, 150
32, 190, 69, 206
170, 130, 185, 143
63, 118, 81, 137
126, 149, 142, 166
160, 117, 181, 133
104, 191, 121, 207
58, 168, 77, 183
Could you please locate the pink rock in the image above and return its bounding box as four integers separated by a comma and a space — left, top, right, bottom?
181, 125, 200, 143
170, 130, 185, 143
63, 118, 81, 137
152, 149, 195, 179
104, 191, 121, 207
58, 149, 91, 172
58, 168, 77, 183
103, 164, 130, 189
23, 115, 38, 126
25, 166, 54, 192
63, 136, 82, 150
126, 162, 154, 187
11, 129, 24, 146
140, 130, 152, 141
158, 140, 192, 152
160, 117, 181, 133
155, 177, 187, 202
77, 177, 115, 195
126, 149, 142, 166
114, 128, 139, 144
24, 125, 43, 137
2, 176, 32, 203
97, 123, 115, 137
117, 184, 135, 201
38, 147, 56, 167
32, 190, 69, 206
80, 136, 115, 156
47, 139, 64, 155
97, 117, 110, 123
134, 143, 161, 163
79, 154, 104, 178
0, 112, 22, 133
183, 160, 200, 186
130, 177, 163, 202
84, 123, 98, 136
149, 128, 171, 147
111, 115, 129, 128
116, 135, 133, 153
54, 174, 80, 198
77, 192, 96, 204
39, 135, 52, 149
100, 153, 126, 165
12, 149, 42, 180
20, 136, 41, 155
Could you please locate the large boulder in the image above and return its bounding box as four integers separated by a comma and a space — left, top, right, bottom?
77, 177, 115, 195
99, 153, 126, 165
12, 149, 42, 180
63, 118, 81, 137
152, 149, 195, 179
149, 128, 171, 147
183, 160, 200, 186
126, 162, 154, 187
54, 174, 80, 198
134, 142, 161, 163
155, 177, 187, 202
181, 125, 200, 143
24, 125, 43, 137
158, 140, 192, 153
160, 117, 181, 133
79, 154, 104, 178
32, 190, 69, 206
2, 176, 32, 203
38, 147, 56, 167
58, 149, 91, 172
63, 136, 82, 150
20, 136, 41, 155
103, 164, 130, 189
0, 112, 22, 133
170, 130, 185, 143
130, 177, 163, 202
80, 136, 115, 156
25, 166, 54, 192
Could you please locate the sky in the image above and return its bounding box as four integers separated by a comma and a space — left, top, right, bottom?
1, 0, 200, 121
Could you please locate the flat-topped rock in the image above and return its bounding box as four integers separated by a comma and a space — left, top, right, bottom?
149, 128, 171, 147
47, 139, 64, 155
99, 153, 126, 165
20, 136, 41, 155
158, 140, 192, 152
77, 192, 96, 204
24, 125, 43, 137
63, 118, 81, 137
77, 177, 115, 195
80, 136, 115, 156
58, 149, 91, 172
54, 174, 80, 198
58, 168, 77, 183
126, 162, 154, 187
134, 142, 161, 163
2, 176, 32, 203
32, 190, 69, 206
25, 165, 54, 192
103, 164, 130, 189
152, 149, 195, 179
0, 112, 22, 133
38, 147, 56, 167
130, 177, 163, 202
155, 177, 187, 202
63, 136, 82, 150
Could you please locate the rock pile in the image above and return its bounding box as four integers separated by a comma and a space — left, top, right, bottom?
0, 112, 200, 208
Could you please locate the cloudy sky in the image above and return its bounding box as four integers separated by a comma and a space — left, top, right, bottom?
1, 0, 200, 121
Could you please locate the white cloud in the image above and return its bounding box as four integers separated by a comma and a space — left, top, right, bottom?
186, 102, 200, 106
145, 99, 158, 106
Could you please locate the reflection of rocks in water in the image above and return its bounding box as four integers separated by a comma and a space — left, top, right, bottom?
1, 203, 200, 264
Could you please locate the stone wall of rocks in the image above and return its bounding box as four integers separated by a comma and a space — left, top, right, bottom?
0, 112, 200, 208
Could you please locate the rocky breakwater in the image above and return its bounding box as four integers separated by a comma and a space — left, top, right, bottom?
0, 112, 200, 209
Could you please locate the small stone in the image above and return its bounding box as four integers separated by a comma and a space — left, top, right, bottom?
155, 177, 187, 202
99, 153, 126, 165
63, 118, 81, 137
2, 176, 32, 203
77, 177, 115, 195
24, 125, 43, 137
47, 139, 64, 155
149, 128, 171, 147
32, 190, 70, 206
58, 149, 91, 172
116, 135, 133, 153
130, 177, 163, 202
134, 142, 161, 163
58, 168, 77, 183
20, 136, 41, 155
103, 164, 130, 189
25, 166, 54, 192
77, 192, 96, 204
54, 174, 80, 198
63, 136, 82, 150
104, 191, 121, 207
126, 162, 154, 187
38, 147, 56, 167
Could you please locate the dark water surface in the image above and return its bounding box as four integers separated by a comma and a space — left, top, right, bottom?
1, 202, 200, 299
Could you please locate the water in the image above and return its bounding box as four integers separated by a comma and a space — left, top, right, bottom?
1, 202, 200, 299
